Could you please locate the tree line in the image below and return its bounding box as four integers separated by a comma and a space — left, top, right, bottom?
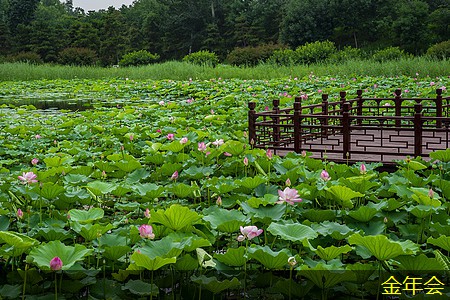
0, 0, 448, 66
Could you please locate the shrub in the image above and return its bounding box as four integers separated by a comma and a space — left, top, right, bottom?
58, 47, 98, 66
182, 50, 219, 67
267, 49, 298, 66
226, 44, 285, 66
372, 47, 410, 62
426, 40, 450, 59
295, 40, 337, 64
329, 46, 363, 63
6, 51, 43, 64
119, 50, 160, 67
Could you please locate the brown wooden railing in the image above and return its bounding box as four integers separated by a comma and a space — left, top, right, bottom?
248, 89, 450, 163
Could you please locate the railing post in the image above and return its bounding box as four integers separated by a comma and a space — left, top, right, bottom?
340, 91, 347, 111
272, 99, 280, 147
394, 89, 402, 127
342, 102, 351, 160
436, 88, 443, 128
322, 94, 329, 136
356, 89, 363, 126
293, 101, 301, 153
248, 102, 257, 148
414, 103, 423, 157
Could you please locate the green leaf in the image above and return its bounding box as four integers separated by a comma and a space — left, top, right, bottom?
68, 207, 104, 224
348, 234, 418, 261
191, 275, 241, 294
393, 254, 443, 272
315, 244, 353, 261
150, 204, 201, 231
133, 183, 165, 199
115, 159, 142, 173
169, 183, 193, 198
214, 247, 247, 267
223, 140, 245, 155
29, 240, 92, 270
235, 176, 267, 189
139, 236, 184, 258
122, 280, 158, 296
0, 231, 39, 256
298, 263, 356, 289
86, 181, 115, 196
130, 251, 176, 271
103, 246, 132, 261
36, 182, 65, 199
196, 248, 216, 268
312, 221, 356, 240
248, 245, 291, 269
428, 236, 450, 252
203, 206, 247, 233
430, 149, 450, 162
267, 222, 318, 242
326, 186, 364, 209
160, 141, 185, 152
71, 223, 114, 242
239, 201, 285, 223
175, 254, 199, 271
347, 206, 378, 222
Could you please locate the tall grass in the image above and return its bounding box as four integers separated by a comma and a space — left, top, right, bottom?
0, 57, 448, 81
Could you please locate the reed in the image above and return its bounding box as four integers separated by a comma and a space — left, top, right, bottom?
0, 57, 448, 81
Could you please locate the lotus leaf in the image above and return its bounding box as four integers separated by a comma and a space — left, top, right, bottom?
191, 275, 240, 294
393, 254, 443, 273
214, 247, 247, 267
175, 254, 199, 270
150, 204, 201, 231
314, 244, 353, 261
248, 245, 292, 269
28, 240, 92, 270
122, 280, 158, 296
348, 234, 418, 261
326, 185, 364, 209
203, 206, 247, 233
428, 236, 450, 252
0, 231, 39, 256
267, 222, 318, 242
68, 207, 104, 224
298, 263, 356, 289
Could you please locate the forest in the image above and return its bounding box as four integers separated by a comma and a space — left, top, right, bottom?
0, 0, 449, 66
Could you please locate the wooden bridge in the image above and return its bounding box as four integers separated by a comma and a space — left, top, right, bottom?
248, 89, 450, 164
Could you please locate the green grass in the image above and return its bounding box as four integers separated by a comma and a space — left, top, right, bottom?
0, 57, 448, 81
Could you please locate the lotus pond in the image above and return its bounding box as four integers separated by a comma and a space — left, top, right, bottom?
0, 75, 450, 299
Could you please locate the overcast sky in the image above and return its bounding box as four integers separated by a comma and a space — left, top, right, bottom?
71, 0, 135, 11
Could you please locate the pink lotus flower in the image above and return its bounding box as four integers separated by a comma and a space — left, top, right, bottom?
216, 196, 222, 206
198, 142, 207, 152
223, 152, 232, 157
239, 225, 263, 240
430, 82, 435, 86
17, 208, 23, 219
320, 170, 330, 181
50, 257, 63, 271
276, 187, 302, 205
139, 224, 155, 239
31, 158, 39, 165
266, 149, 273, 160
167, 133, 174, 140
18, 172, 38, 184
243, 157, 249, 166
212, 139, 224, 147
156, 129, 162, 133
301, 150, 307, 157
144, 208, 150, 218
35, 134, 41, 139
180, 137, 188, 144
285, 178, 291, 187
428, 189, 434, 198
129, 134, 134, 141
171, 171, 179, 180
186, 98, 193, 104
264, 106, 269, 111
159, 100, 165, 105
300, 94, 308, 100
360, 163, 367, 175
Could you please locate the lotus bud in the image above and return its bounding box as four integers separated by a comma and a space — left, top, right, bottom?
50, 257, 63, 271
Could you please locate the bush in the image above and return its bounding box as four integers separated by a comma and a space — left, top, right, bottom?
372, 47, 410, 62
329, 46, 363, 63
295, 40, 337, 65
267, 49, 298, 66
182, 50, 219, 67
226, 44, 285, 66
426, 40, 450, 59
119, 50, 160, 67
6, 52, 43, 64
58, 47, 98, 66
